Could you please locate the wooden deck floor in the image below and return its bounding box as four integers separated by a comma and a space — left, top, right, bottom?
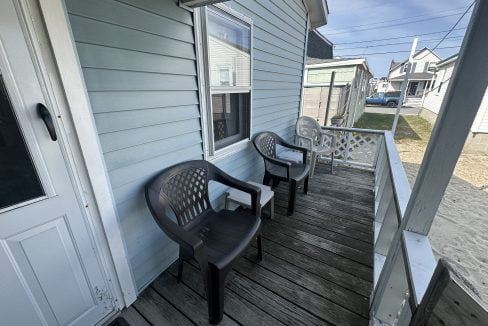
120, 165, 374, 326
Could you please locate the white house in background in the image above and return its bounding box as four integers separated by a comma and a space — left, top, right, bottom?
387, 48, 441, 107
422, 53, 488, 153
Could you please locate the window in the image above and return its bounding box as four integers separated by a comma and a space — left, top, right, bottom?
410, 62, 417, 73
203, 7, 252, 154
423, 62, 430, 72
407, 81, 419, 96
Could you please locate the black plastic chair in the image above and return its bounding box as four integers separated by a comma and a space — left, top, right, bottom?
145, 160, 262, 324
253, 131, 310, 215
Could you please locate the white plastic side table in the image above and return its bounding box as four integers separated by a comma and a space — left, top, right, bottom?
224, 181, 274, 219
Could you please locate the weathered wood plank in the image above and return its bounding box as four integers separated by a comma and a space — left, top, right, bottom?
166, 262, 286, 326
261, 226, 373, 280
263, 221, 373, 267
133, 287, 193, 325
242, 248, 370, 317
119, 306, 150, 326
274, 206, 373, 243
183, 260, 325, 325
234, 258, 368, 326
273, 196, 373, 226
151, 273, 238, 326
271, 214, 373, 251
250, 239, 372, 297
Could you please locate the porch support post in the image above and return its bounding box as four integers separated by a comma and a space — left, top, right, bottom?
392, 38, 418, 133
403, 0, 488, 235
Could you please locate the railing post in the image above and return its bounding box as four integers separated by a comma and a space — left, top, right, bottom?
343, 132, 351, 164
403, 0, 488, 235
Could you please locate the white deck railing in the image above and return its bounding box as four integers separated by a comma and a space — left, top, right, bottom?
370, 131, 437, 325
324, 127, 438, 325
322, 126, 384, 170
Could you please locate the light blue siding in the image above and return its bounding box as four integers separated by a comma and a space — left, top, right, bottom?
210, 0, 307, 206
65, 0, 203, 290
66, 0, 308, 292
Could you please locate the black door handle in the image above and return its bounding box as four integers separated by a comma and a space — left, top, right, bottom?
37, 103, 57, 141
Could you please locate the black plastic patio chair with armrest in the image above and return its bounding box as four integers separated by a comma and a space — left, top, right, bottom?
145, 160, 262, 325
253, 131, 310, 215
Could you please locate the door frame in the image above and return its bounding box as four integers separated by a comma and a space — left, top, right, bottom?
13, 0, 138, 309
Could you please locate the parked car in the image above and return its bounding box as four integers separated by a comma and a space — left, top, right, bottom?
366, 91, 401, 107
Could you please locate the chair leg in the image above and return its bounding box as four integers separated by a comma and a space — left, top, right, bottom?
310, 151, 317, 177
330, 152, 335, 174
304, 176, 309, 194
272, 179, 280, 188
207, 265, 226, 325
287, 180, 297, 215
257, 234, 263, 261
177, 258, 184, 283
263, 173, 271, 186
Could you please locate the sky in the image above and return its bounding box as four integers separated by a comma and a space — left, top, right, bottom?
317, 0, 474, 78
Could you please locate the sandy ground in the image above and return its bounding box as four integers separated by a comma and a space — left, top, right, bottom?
396, 140, 488, 305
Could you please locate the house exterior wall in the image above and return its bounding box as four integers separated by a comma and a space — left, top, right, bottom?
423, 62, 455, 116
388, 50, 439, 80
65, 0, 308, 292
422, 60, 488, 152
306, 65, 356, 85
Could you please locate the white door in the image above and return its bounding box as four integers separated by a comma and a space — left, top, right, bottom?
0, 1, 114, 325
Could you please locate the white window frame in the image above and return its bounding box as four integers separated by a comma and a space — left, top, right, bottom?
194, 4, 253, 161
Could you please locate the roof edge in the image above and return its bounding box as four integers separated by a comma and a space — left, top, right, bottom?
304, 0, 329, 29
436, 53, 459, 68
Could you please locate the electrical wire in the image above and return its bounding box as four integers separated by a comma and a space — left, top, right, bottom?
333, 28, 467, 45
330, 5, 470, 32
338, 45, 461, 57
327, 11, 470, 36
334, 36, 464, 51
415, 1, 475, 60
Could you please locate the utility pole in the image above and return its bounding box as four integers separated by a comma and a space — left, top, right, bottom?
392, 37, 418, 133
324, 71, 335, 125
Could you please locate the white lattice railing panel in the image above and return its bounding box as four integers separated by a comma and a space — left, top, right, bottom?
329, 130, 381, 168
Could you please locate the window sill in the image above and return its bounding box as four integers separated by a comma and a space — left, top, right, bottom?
208, 139, 250, 163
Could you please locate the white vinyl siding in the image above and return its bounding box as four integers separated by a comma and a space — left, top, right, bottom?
423, 63, 455, 115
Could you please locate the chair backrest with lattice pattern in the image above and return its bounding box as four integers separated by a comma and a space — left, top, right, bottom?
254, 132, 278, 159
147, 161, 212, 228
296, 116, 321, 143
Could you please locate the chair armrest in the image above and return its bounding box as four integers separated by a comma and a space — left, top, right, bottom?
265, 156, 292, 180
319, 131, 337, 150
296, 134, 313, 151
280, 140, 308, 165
213, 167, 262, 216
145, 187, 205, 257
154, 209, 204, 255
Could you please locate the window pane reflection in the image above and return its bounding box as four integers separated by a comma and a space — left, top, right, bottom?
212, 93, 249, 150
208, 10, 251, 88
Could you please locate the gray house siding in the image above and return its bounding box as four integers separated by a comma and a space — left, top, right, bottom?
65, 0, 308, 292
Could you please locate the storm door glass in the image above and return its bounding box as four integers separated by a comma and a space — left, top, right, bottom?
0, 73, 44, 209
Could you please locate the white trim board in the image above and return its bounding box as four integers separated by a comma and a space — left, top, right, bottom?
35, 0, 137, 307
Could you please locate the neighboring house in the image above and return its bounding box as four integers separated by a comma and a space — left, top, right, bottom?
0, 0, 329, 324
422, 54, 488, 153
370, 77, 389, 94
307, 30, 333, 60
303, 57, 372, 126
387, 48, 441, 107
